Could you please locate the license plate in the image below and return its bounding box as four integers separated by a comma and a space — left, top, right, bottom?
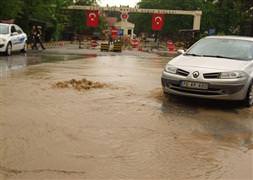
181, 81, 208, 90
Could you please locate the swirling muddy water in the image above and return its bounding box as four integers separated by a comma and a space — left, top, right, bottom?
0, 54, 253, 180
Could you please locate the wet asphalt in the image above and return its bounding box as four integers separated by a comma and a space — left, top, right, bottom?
0, 52, 252, 180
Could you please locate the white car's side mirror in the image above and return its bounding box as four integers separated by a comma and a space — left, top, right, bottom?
177, 49, 185, 54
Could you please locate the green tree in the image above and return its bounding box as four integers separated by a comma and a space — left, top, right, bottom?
1, 0, 104, 40
131, 0, 253, 37
68, 0, 96, 32
0, 0, 23, 20
67, 0, 107, 36
48, 0, 74, 40
131, 0, 203, 39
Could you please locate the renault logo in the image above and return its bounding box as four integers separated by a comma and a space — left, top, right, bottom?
192, 71, 200, 78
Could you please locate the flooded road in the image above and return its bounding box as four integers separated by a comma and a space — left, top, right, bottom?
0, 53, 253, 180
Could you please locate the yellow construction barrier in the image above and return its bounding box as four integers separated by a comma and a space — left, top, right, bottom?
100, 43, 110, 52
112, 41, 122, 52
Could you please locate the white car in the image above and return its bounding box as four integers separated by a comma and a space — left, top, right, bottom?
162, 36, 253, 107
0, 23, 27, 56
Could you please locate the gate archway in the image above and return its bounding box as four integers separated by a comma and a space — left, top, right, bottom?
68, 5, 202, 30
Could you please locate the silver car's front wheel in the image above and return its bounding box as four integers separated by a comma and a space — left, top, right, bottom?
245, 82, 253, 107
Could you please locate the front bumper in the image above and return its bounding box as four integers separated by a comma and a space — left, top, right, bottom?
161, 71, 249, 101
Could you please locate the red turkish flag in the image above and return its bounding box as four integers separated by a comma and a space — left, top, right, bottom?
152, 14, 165, 31
86, 10, 99, 27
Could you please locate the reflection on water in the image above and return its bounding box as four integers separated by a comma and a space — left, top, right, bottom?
0, 53, 90, 79
0, 55, 27, 78
159, 93, 253, 152
160, 91, 251, 116
26, 53, 90, 65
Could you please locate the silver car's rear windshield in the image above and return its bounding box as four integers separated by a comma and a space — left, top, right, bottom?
0, 24, 9, 34
186, 38, 253, 61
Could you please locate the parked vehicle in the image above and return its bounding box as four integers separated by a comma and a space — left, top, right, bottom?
162, 36, 253, 107
0, 23, 27, 56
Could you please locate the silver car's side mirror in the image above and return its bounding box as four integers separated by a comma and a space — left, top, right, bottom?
177, 49, 185, 54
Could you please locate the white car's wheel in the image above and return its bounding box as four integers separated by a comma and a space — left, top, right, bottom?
21, 41, 27, 53
245, 82, 253, 107
5, 43, 12, 56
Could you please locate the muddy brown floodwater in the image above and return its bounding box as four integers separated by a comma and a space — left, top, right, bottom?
0, 53, 253, 180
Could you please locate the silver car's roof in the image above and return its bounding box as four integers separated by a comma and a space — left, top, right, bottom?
206, 35, 253, 42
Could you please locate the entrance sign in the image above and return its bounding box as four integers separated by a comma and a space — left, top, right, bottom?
86, 10, 99, 27
68, 5, 202, 30
121, 13, 129, 21
152, 14, 164, 31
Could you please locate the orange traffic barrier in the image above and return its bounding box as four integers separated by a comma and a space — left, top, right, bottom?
167, 40, 176, 53
91, 40, 98, 48
131, 39, 140, 48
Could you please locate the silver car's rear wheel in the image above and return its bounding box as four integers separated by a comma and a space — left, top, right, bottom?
245, 82, 253, 107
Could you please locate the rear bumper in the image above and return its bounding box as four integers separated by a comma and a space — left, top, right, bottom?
161, 71, 250, 100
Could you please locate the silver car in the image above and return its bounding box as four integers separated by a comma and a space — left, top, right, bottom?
162, 36, 253, 107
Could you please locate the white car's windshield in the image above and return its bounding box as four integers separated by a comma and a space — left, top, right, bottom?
186, 38, 253, 61
0, 24, 9, 34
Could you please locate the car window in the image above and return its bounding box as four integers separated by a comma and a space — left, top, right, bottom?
186, 38, 253, 61
15, 25, 23, 34
11, 26, 17, 33
0, 24, 9, 34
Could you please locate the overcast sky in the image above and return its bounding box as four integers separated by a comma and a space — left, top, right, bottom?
99, 0, 140, 7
